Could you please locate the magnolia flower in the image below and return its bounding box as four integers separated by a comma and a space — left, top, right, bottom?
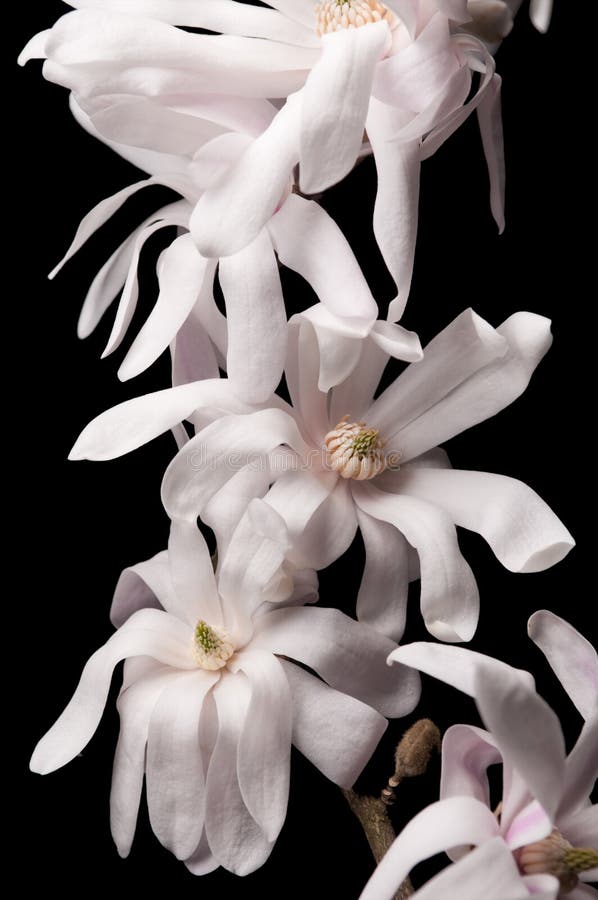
22, 0, 505, 319
68, 308, 573, 642
30, 499, 420, 875
363, 611, 598, 900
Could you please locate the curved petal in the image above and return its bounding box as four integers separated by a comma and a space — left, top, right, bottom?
281, 659, 387, 787
369, 321, 423, 362
119, 234, 212, 381
231, 651, 292, 841
476, 72, 505, 233
354, 483, 479, 642
30, 609, 194, 775
528, 611, 598, 719
440, 723, 501, 809
110, 665, 182, 857
184, 829, 219, 876
69, 379, 253, 461
388, 311, 553, 462
205, 673, 274, 874
252, 606, 421, 717
396, 468, 574, 573
110, 550, 175, 627
329, 332, 390, 425
359, 797, 500, 900
299, 22, 391, 194
285, 315, 331, 444
219, 228, 287, 403
170, 301, 220, 388
504, 799, 553, 851
168, 520, 222, 626
558, 710, 598, 820
268, 194, 378, 321
559, 804, 598, 854
355, 507, 410, 642
191, 94, 301, 258
529, 0, 553, 32
474, 665, 566, 823
202, 463, 272, 556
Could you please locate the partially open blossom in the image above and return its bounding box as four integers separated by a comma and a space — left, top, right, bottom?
68, 308, 573, 643
30, 500, 420, 875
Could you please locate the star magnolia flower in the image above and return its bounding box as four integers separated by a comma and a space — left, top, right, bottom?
366, 611, 598, 900
30, 499, 420, 875
68, 307, 573, 643
22, 0, 505, 319
15, 81, 421, 401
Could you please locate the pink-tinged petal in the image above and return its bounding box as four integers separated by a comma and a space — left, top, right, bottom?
184, 830, 219, 876
170, 303, 220, 388
162, 409, 309, 523
475, 665, 566, 823
268, 194, 378, 321
434, 0, 471, 22
168, 520, 222, 627
369, 321, 423, 362
558, 710, 598, 821
528, 611, 598, 720
219, 501, 291, 644
559, 804, 598, 855
477, 73, 505, 233
396, 468, 574, 574
388, 642, 535, 696
191, 95, 301, 258
388, 311, 553, 462
266, 473, 357, 570
306, 315, 365, 393
110, 665, 182, 857
354, 484, 479, 642
219, 229, 287, 403
30, 609, 195, 775
529, 0, 552, 32
205, 673, 274, 874
566, 886, 598, 900
146, 669, 217, 859
440, 724, 501, 809
202, 464, 272, 557
285, 317, 331, 444
281, 659, 387, 787
69, 0, 319, 46
300, 22, 391, 194
359, 797, 500, 900
355, 507, 409, 642
102, 201, 190, 358
414, 837, 542, 900
252, 606, 421, 717
504, 799, 552, 850
231, 651, 292, 841
118, 235, 212, 381
68, 379, 252, 461
367, 308, 507, 441
110, 550, 175, 627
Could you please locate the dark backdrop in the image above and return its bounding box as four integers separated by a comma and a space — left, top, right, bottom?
10, 3, 597, 899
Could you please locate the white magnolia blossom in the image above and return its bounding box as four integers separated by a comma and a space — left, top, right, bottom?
21, 0, 507, 320
68, 308, 573, 643
30, 499, 420, 875
360, 610, 598, 900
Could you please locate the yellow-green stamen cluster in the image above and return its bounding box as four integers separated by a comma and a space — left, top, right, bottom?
351, 427, 380, 458
193, 620, 234, 671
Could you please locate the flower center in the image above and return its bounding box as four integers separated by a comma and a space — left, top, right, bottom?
315, 0, 395, 35
193, 620, 234, 671
517, 830, 598, 894
324, 415, 389, 480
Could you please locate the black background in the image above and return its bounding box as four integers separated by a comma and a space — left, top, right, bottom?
10, 3, 597, 899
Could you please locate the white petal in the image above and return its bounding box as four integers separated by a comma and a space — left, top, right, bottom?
474, 665, 566, 823
281, 659, 387, 787
355, 507, 410, 642
69, 379, 253, 461
170, 301, 220, 388
252, 606, 421, 717
529, 0, 553, 32
191, 95, 301, 257
329, 333, 391, 425
387, 311, 554, 462
205, 673, 274, 874
202, 464, 272, 557
267, 194, 378, 321
231, 651, 292, 841
119, 234, 213, 381
110, 550, 176, 627
396, 468, 574, 573
299, 23, 391, 194
30, 609, 194, 774
168, 520, 222, 627
504, 799, 553, 850
528, 611, 598, 719
558, 710, 598, 820
476, 72, 505, 233
146, 669, 217, 859
110, 665, 182, 857
440, 723, 501, 808
285, 315, 331, 444
369, 321, 423, 362
367, 308, 508, 441
184, 829, 219, 875
18, 29, 50, 64
354, 483, 479, 642
359, 796, 499, 900
219, 229, 287, 403
560, 803, 598, 854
